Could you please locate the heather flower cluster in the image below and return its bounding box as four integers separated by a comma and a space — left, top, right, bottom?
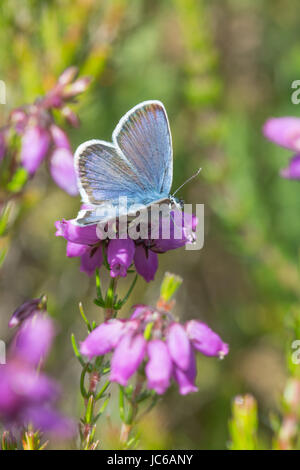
0, 298, 74, 442
0, 67, 90, 196
55, 209, 198, 281
263, 117, 300, 179
80, 304, 228, 395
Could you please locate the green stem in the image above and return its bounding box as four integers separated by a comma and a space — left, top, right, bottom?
104, 277, 117, 320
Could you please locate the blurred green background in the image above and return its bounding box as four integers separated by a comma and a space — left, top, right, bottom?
1, 0, 300, 449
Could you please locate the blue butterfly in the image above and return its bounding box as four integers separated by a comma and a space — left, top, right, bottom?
74, 100, 191, 226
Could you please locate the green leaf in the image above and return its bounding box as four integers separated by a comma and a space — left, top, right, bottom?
80, 363, 90, 399
95, 380, 110, 400
71, 333, 86, 368
79, 302, 92, 331
118, 274, 138, 308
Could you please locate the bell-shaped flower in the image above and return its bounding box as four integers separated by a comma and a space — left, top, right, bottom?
20, 125, 50, 175
263, 117, 300, 151
145, 340, 172, 394
80, 320, 125, 359
49, 147, 78, 196
107, 238, 135, 278
134, 244, 158, 282
110, 333, 146, 386
167, 323, 192, 370
173, 348, 198, 395
185, 320, 229, 358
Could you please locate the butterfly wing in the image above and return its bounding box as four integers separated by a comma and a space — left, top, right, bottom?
75, 140, 147, 204
113, 100, 173, 195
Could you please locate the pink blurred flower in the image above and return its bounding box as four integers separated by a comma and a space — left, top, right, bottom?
49, 147, 78, 196
0, 307, 75, 437
0, 130, 6, 161
263, 116, 300, 180
263, 117, 300, 151
9, 296, 44, 328
20, 126, 50, 175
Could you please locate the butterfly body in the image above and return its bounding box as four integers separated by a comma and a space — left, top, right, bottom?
74, 100, 177, 226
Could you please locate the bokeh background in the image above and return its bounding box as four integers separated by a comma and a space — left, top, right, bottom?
1, 0, 300, 449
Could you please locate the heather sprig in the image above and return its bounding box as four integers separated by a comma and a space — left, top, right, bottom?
0, 66, 91, 201
72, 270, 228, 449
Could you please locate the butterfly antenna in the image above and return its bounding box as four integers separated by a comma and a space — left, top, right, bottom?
172, 167, 202, 196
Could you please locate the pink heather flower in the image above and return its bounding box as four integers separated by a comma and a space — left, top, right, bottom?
9, 296, 43, 328
55, 219, 103, 276
58, 66, 78, 86
80, 306, 229, 395
48, 125, 79, 195
185, 320, 229, 357
61, 106, 80, 127
80, 320, 126, 359
150, 210, 198, 253
107, 239, 135, 278
11, 314, 56, 367
66, 241, 87, 258
0, 131, 6, 161
62, 77, 91, 98
110, 333, 147, 386
10, 109, 28, 134
80, 246, 103, 276
263, 116, 300, 180
55, 209, 197, 282
134, 244, 158, 282
7, 67, 90, 196
280, 154, 300, 180
20, 405, 75, 438
0, 360, 59, 419
43, 66, 90, 109
49, 147, 79, 196
263, 117, 300, 151
65, 239, 104, 276
20, 125, 50, 174
50, 124, 71, 149
146, 340, 172, 394
55, 218, 99, 245
173, 348, 198, 395
167, 323, 192, 371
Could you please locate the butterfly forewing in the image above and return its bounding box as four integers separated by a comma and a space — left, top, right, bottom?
75, 140, 146, 204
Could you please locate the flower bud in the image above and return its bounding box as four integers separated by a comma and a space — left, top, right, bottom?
9, 295, 47, 328
58, 66, 78, 86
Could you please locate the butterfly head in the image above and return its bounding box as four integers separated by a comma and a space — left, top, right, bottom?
169, 195, 184, 210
